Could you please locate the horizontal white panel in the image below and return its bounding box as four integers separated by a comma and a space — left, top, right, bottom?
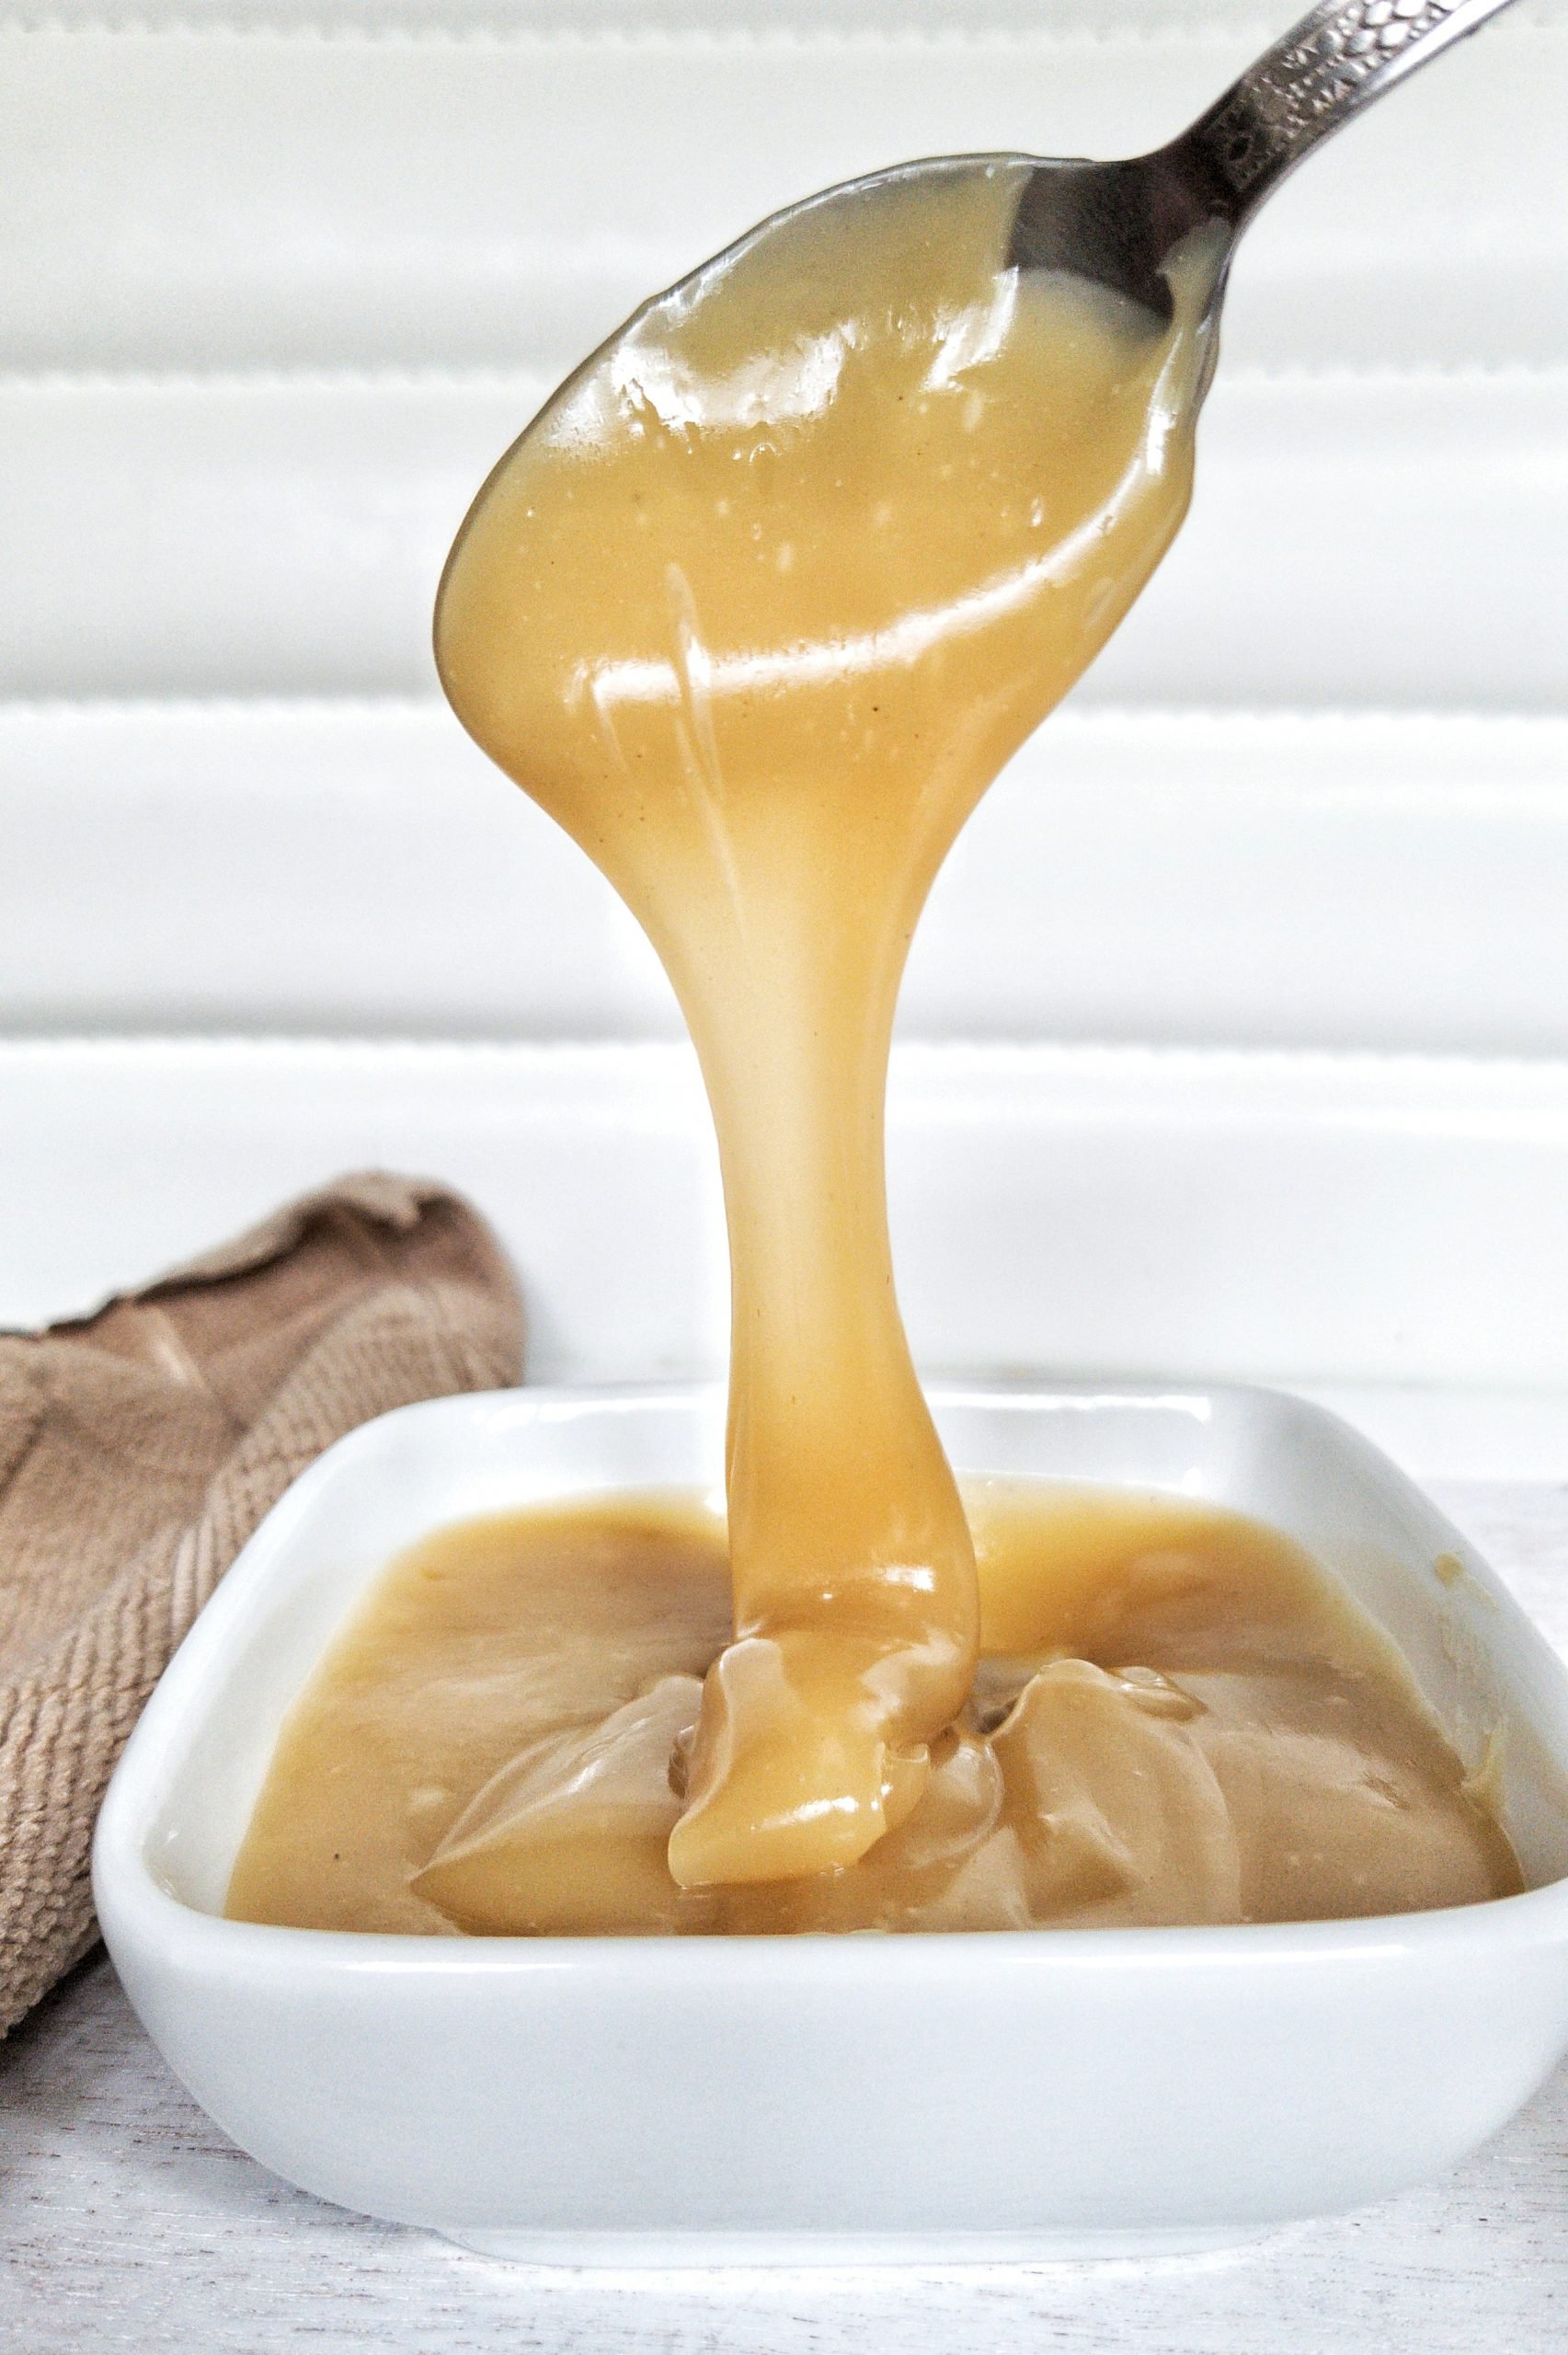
2, 369, 1562, 705
6, 703, 1568, 1054
1090, 370, 1568, 710
0, 3, 1449, 30
0, 375, 493, 698
913, 711, 1568, 1051
0, 700, 678, 1039
889, 1044, 1568, 1392
6, 1040, 1568, 1408
0, 1039, 727, 1379
0, 8, 1563, 374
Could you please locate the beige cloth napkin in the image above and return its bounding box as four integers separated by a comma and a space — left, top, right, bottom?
0, 1174, 524, 2036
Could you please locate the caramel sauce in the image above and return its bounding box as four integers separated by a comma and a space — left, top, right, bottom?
226, 162, 1522, 1931
225, 1486, 1520, 1936
432, 161, 1221, 1884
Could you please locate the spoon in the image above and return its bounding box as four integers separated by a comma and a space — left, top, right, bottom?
1010, 0, 1523, 339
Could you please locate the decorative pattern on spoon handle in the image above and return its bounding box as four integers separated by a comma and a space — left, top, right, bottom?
1185, 0, 1524, 215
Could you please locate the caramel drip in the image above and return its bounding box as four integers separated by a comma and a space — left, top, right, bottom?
434, 161, 1219, 1882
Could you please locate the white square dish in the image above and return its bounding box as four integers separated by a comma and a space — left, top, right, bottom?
94, 1383, 1568, 2265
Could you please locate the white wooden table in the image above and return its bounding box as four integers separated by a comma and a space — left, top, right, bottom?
5, 1479, 1566, 2355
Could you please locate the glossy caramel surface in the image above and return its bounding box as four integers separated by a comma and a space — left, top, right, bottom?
434, 160, 1221, 1883
226, 1487, 1519, 1937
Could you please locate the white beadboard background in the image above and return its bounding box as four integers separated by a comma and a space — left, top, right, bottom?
4, 0, 1568, 1476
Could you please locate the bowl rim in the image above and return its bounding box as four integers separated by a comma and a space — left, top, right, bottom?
94, 1376, 1568, 1975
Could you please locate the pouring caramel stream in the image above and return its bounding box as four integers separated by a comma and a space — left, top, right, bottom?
434, 161, 1220, 1885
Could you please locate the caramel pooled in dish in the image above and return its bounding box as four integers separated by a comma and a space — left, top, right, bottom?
225, 1487, 1520, 1938
434, 160, 1221, 1886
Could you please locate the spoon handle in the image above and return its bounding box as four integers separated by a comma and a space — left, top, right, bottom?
1180, 0, 1525, 223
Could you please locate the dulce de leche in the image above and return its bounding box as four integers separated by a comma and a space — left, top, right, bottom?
225, 1486, 1520, 1936
228, 160, 1522, 1935
433, 161, 1223, 1887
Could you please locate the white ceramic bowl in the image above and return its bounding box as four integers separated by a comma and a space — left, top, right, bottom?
94, 1383, 1568, 2264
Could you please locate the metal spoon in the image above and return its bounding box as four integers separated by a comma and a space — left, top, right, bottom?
1010, 0, 1523, 339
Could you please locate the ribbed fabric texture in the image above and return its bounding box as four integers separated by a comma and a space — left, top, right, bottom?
0, 1174, 524, 2035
